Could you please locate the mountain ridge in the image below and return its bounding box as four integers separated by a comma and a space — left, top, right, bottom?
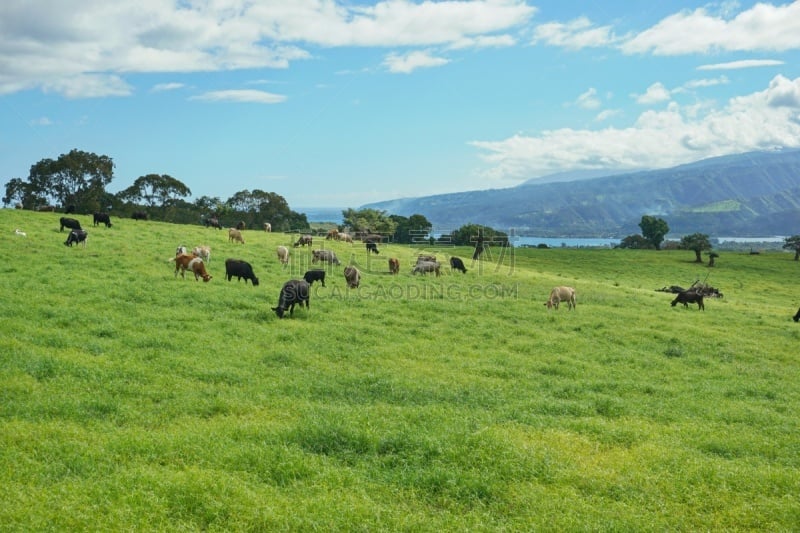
362, 149, 800, 237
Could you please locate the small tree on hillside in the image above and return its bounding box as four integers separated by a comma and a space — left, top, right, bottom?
680, 232, 712, 262
783, 235, 800, 260
618, 234, 655, 249
639, 215, 669, 250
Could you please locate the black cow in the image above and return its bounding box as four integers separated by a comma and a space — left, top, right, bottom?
671, 290, 704, 311
366, 242, 379, 254
59, 217, 82, 232
224, 259, 259, 286
93, 212, 112, 227
303, 269, 326, 287
450, 256, 467, 273
272, 280, 310, 318
793, 307, 800, 322
64, 229, 88, 247
205, 216, 222, 229
132, 211, 148, 221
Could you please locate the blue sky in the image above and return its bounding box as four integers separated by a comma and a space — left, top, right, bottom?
2, 1, 800, 209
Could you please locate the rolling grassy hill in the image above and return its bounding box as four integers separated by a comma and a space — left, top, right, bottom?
1, 208, 799, 530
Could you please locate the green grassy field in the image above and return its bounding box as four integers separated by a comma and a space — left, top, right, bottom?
1, 209, 798, 531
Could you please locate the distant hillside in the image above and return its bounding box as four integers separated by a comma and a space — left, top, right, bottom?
363, 150, 800, 237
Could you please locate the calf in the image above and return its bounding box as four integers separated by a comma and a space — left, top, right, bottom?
93, 212, 112, 227
192, 245, 211, 263
228, 228, 245, 244
225, 259, 259, 286
671, 290, 704, 311
388, 258, 400, 275
450, 256, 467, 273
59, 217, 82, 232
312, 249, 340, 265
545, 286, 576, 310
794, 307, 800, 322
344, 266, 361, 288
412, 261, 440, 276
172, 253, 212, 282
272, 280, 310, 318
64, 229, 88, 247
366, 242, 379, 254
294, 234, 313, 247
303, 269, 326, 287
276, 245, 289, 266
264, 222, 271, 232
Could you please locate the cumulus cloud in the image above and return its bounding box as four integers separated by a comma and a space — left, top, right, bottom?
470, 75, 800, 183
0, 0, 534, 97
635, 82, 671, 105
621, 2, 800, 55
190, 90, 287, 104
383, 50, 449, 74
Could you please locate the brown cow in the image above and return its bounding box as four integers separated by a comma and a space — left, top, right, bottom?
172, 253, 212, 282
545, 286, 576, 310
228, 228, 245, 244
388, 258, 400, 275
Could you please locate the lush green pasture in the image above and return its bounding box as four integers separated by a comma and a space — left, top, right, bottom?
1, 209, 798, 531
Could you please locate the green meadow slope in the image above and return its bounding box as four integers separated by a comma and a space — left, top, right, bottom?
1, 209, 799, 531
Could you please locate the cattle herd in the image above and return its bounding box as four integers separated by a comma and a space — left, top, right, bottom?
37, 211, 799, 321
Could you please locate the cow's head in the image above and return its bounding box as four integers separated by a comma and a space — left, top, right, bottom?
272, 306, 285, 318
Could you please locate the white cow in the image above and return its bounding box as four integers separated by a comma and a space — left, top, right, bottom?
545, 286, 576, 310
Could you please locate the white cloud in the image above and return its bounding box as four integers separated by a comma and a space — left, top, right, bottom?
470, 75, 800, 183
29, 117, 53, 126
532, 16, 619, 49
0, 0, 534, 97
594, 109, 621, 122
151, 82, 184, 92
190, 90, 287, 104
683, 76, 729, 88
383, 50, 449, 74
621, 3, 800, 55
698, 59, 784, 70
575, 88, 601, 109
635, 82, 671, 105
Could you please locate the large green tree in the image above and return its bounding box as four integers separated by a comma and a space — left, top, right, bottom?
639, 215, 669, 250
618, 234, 655, 249
680, 232, 713, 262
783, 235, 800, 260
118, 174, 191, 208
3, 149, 114, 212
389, 214, 432, 244
341, 208, 397, 235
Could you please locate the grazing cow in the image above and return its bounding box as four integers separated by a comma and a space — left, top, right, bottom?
793, 307, 800, 322
344, 266, 361, 288
326, 229, 339, 240
192, 245, 211, 263
272, 280, 310, 318
337, 232, 353, 243
388, 258, 400, 275
225, 259, 259, 286
59, 217, 82, 232
450, 256, 467, 274
303, 269, 326, 287
64, 229, 88, 247
205, 216, 222, 229
671, 290, 704, 311
264, 222, 272, 232
417, 254, 436, 264
276, 245, 290, 266
294, 234, 313, 247
412, 261, 440, 276
228, 228, 245, 244
132, 211, 148, 221
236, 220, 246, 230
366, 242, 379, 254
312, 249, 341, 265
176, 245, 188, 256
172, 253, 212, 282
93, 212, 112, 227
545, 286, 576, 310
37, 205, 55, 212
363, 234, 383, 244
